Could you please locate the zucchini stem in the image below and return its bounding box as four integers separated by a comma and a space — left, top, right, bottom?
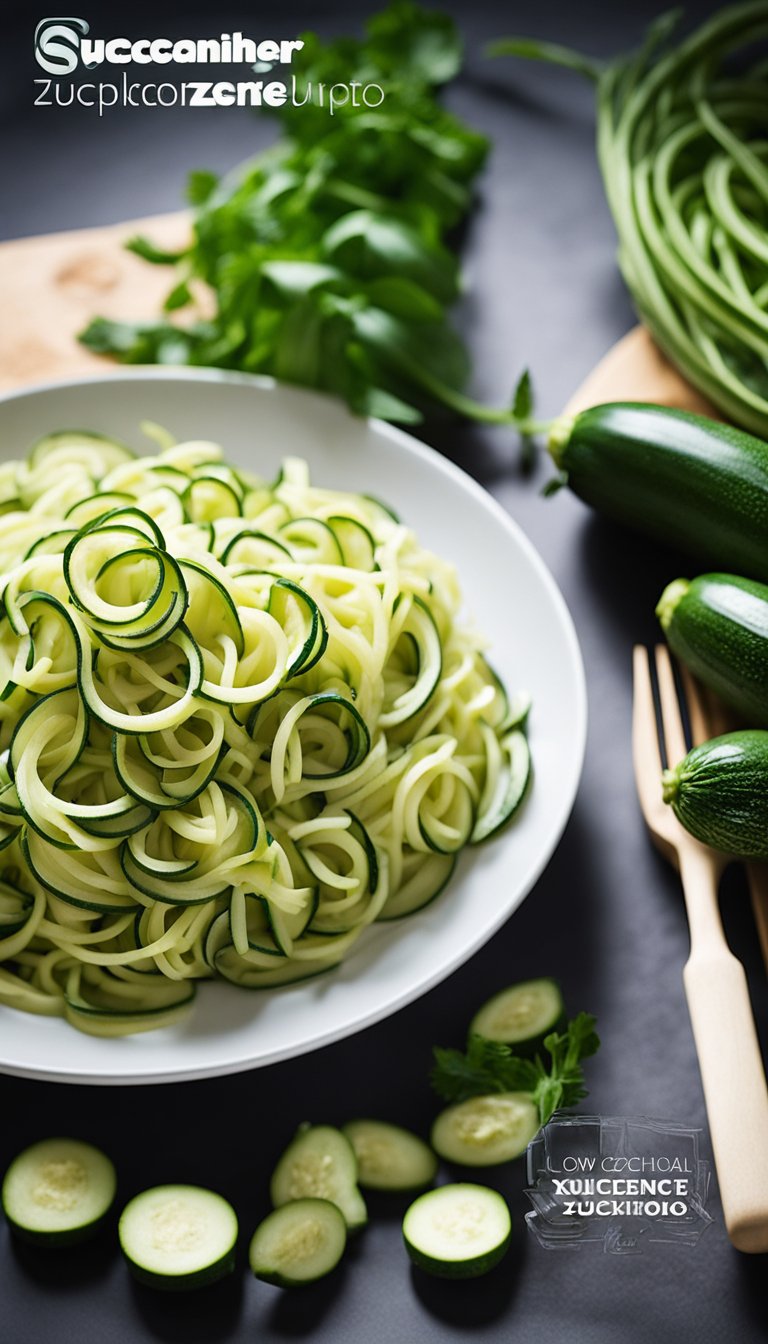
656, 579, 690, 632
661, 767, 680, 804
547, 413, 576, 468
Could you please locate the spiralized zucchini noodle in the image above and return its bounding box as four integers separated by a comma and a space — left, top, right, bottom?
0, 427, 531, 1036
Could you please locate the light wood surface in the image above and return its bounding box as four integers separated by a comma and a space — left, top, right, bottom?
563, 324, 718, 421
0, 213, 189, 392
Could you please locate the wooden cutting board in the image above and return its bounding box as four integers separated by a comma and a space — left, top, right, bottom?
0, 213, 718, 416
0, 213, 190, 391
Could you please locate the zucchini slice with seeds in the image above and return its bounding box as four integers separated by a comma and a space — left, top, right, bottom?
249, 1198, 347, 1287
469, 978, 565, 1053
342, 1120, 437, 1192
2, 1138, 116, 1246
119, 1184, 238, 1290
270, 1124, 367, 1230
402, 1183, 511, 1279
431, 1093, 539, 1167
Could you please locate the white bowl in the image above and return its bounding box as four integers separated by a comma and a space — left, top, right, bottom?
0, 370, 586, 1083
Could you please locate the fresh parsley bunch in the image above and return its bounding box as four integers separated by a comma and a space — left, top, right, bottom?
80, 2, 536, 431
432, 1012, 600, 1127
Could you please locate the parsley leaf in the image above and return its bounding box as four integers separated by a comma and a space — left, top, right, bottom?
366, 2, 463, 85
530, 1013, 600, 1123
431, 1036, 539, 1102
431, 1011, 600, 1127
186, 170, 220, 206
512, 368, 533, 421
124, 236, 187, 266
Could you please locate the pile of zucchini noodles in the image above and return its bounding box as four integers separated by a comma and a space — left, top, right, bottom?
0, 428, 530, 1036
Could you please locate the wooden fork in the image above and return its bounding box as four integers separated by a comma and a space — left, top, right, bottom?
633, 644, 768, 1253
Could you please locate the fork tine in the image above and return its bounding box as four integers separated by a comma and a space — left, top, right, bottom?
677, 663, 709, 747
654, 644, 688, 768
632, 645, 663, 802
677, 669, 731, 752
700, 681, 732, 738
677, 662, 732, 742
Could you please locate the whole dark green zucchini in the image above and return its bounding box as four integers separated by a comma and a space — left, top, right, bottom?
657, 573, 768, 727
662, 730, 768, 858
549, 404, 768, 581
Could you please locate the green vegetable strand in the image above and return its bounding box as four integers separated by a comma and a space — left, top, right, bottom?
490, 2, 768, 438
79, 3, 533, 434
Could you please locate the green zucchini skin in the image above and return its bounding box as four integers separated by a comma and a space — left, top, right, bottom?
549, 404, 768, 581
663, 730, 768, 858
658, 573, 768, 726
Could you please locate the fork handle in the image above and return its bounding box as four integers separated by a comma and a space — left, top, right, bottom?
684, 944, 768, 1252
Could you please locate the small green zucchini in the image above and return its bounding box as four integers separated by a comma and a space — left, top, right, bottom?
548, 404, 768, 582
657, 573, 768, 726
663, 730, 768, 858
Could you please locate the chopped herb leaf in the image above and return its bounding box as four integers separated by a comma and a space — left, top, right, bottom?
432, 1011, 600, 1126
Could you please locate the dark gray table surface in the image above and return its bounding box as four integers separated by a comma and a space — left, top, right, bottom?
2, 2, 767, 1340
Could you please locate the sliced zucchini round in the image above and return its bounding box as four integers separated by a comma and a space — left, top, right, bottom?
119, 1184, 238, 1290
2, 1137, 116, 1246
342, 1120, 437, 1192
402, 1183, 512, 1278
469, 978, 565, 1053
270, 1125, 367, 1231
431, 1093, 539, 1167
249, 1198, 347, 1287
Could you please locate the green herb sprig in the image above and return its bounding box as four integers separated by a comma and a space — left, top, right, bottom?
80, 2, 539, 434
431, 1012, 600, 1127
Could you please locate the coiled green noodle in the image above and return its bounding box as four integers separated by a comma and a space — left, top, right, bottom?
0, 428, 529, 1036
